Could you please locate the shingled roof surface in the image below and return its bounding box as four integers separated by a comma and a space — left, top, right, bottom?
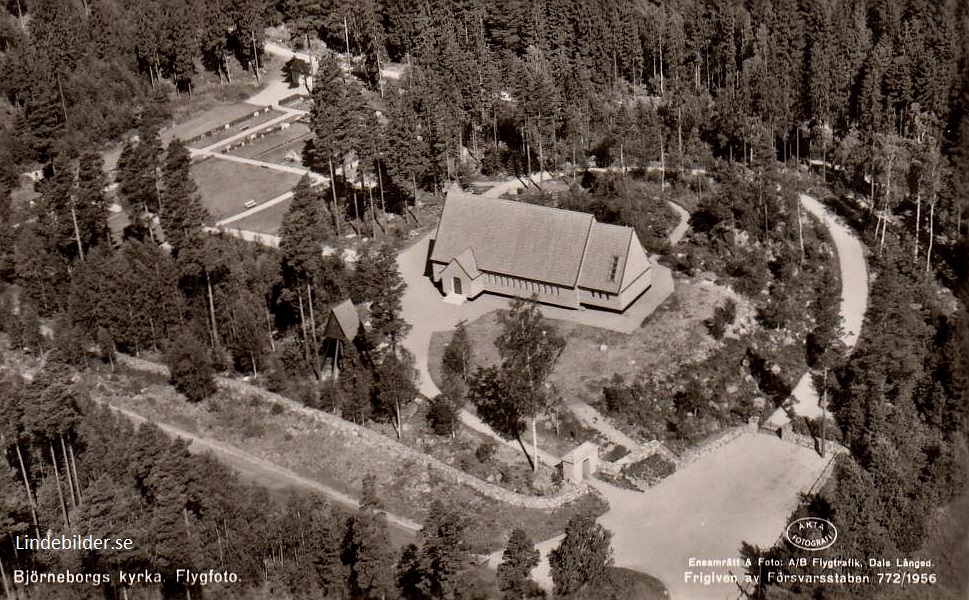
431, 192, 594, 287
325, 298, 360, 341
453, 247, 481, 278
578, 222, 633, 294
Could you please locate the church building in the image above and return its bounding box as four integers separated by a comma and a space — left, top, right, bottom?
429, 192, 653, 312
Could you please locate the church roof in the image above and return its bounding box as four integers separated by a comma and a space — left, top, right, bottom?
452, 247, 481, 278
431, 192, 594, 287
431, 192, 646, 293
578, 222, 634, 294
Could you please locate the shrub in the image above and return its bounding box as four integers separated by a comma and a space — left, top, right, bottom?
602, 444, 629, 462
623, 453, 676, 484
427, 393, 460, 436
705, 298, 737, 340
475, 441, 497, 463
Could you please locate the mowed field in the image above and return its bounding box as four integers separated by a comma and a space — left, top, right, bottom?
191, 157, 303, 221
228, 197, 293, 234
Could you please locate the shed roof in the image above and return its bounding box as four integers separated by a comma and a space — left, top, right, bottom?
431, 192, 594, 287
325, 299, 360, 341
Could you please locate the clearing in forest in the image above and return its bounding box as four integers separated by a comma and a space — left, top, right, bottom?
191, 157, 304, 221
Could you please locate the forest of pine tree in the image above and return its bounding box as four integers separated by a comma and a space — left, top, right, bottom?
1, 0, 968, 599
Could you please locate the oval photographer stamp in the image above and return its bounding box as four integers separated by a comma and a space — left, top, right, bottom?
785, 517, 838, 551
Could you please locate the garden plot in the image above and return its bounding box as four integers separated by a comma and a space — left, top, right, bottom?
191, 157, 303, 221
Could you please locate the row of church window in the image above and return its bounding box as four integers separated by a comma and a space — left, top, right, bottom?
484, 273, 560, 296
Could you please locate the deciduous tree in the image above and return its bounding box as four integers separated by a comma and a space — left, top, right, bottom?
442, 320, 473, 382
492, 297, 565, 471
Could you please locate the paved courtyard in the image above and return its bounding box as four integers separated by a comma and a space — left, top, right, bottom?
594, 432, 830, 600
488, 432, 831, 600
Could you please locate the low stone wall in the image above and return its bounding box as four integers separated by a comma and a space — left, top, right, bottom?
117, 354, 591, 509
599, 439, 681, 477
678, 421, 756, 467
599, 419, 758, 479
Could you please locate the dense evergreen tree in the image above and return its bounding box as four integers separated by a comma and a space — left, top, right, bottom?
305, 51, 369, 232
159, 139, 210, 255
278, 174, 335, 378
415, 498, 473, 600
165, 329, 218, 403
116, 126, 162, 238
426, 392, 460, 437
497, 528, 542, 600
372, 349, 419, 440
548, 514, 613, 597
74, 151, 110, 254
355, 244, 409, 349
343, 476, 395, 600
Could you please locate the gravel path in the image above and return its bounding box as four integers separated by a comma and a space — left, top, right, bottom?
667, 201, 690, 246
768, 193, 868, 425
798, 194, 867, 349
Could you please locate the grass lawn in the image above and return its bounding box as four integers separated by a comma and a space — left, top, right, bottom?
228, 198, 293, 234
10, 180, 40, 209
191, 157, 303, 220
253, 136, 312, 165
229, 122, 311, 160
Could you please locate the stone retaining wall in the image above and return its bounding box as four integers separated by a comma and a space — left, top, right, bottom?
678, 421, 757, 467
117, 355, 591, 509
599, 419, 758, 478
599, 440, 680, 477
